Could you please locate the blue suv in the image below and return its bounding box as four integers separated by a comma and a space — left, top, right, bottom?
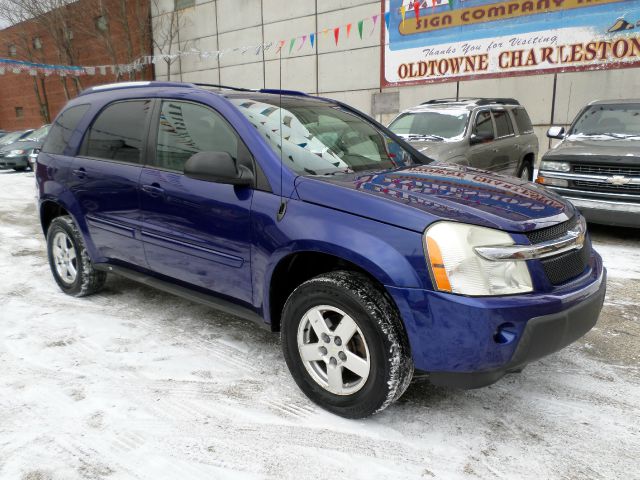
36, 82, 606, 418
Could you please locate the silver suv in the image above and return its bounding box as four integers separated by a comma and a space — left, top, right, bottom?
389, 98, 539, 180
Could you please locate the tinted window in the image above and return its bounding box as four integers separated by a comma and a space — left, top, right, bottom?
512, 108, 533, 134
493, 109, 513, 137
155, 101, 238, 172
85, 100, 151, 163
474, 111, 493, 137
42, 104, 89, 154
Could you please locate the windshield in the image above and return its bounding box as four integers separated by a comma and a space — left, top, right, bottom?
230, 96, 424, 176
0, 131, 24, 145
22, 125, 50, 142
570, 104, 640, 138
389, 110, 469, 140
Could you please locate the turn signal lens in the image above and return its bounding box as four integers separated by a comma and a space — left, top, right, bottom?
426, 237, 452, 292
536, 176, 568, 187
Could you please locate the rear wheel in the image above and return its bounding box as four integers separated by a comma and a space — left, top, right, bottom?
281, 271, 413, 418
47, 215, 107, 297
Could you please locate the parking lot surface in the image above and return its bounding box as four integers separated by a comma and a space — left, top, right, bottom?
1, 170, 638, 480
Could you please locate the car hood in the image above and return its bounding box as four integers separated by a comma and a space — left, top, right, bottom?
544, 136, 640, 161
0, 140, 40, 153
295, 163, 575, 233
403, 139, 461, 161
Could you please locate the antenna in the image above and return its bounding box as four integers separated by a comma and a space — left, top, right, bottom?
277, 46, 287, 221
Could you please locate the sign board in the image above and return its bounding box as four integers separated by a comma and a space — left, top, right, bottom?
382, 0, 640, 86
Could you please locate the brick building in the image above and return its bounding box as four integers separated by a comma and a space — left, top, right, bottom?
0, 0, 153, 131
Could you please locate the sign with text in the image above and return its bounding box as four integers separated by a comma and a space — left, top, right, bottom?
382, 0, 640, 86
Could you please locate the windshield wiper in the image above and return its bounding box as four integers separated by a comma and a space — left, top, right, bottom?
403, 133, 445, 141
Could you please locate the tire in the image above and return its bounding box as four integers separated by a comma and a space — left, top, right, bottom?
46, 215, 107, 297
281, 270, 413, 419
518, 161, 532, 181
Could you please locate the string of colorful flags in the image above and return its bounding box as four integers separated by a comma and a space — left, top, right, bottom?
0, 7, 409, 78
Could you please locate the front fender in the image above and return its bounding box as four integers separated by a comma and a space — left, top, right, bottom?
251, 191, 431, 323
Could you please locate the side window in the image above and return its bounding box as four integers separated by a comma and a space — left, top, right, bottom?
155, 100, 238, 172
84, 100, 151, 163
512, 108, 534, 134
492, 109, 513, 137
41, 104, 90, 155
474, 110, 494, 138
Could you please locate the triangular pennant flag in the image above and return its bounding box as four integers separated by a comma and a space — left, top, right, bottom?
371, 14, 379, 33
298, 35, 307, 50
432, 0, 437, 8
400, 5, 406, 26
448, 0, 453, 8
275, 40, 285, 54
288, 38, 296, 54
358, 20, 364, 39
414, 2, 420, 21
310, 33, 315, 48
384, 12, 390, 30
322, 28, 329, 37
334, 27, 340, 45
346, 23, 352, 38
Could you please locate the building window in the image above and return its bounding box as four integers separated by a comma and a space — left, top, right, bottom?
95, 15, 108, 32
33, 37, 42, 50
8, 44, 16, 56
174, 0, 195, 10
15, 107, 24, 118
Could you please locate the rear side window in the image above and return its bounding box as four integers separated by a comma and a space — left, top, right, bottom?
512, 108, 534, 134
155, 100, 238, 172
493, 109, 513, 137
84, 100, 151, 163
42, 104, 90, 154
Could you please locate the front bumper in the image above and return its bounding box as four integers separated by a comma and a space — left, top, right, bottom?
0, 155, 29, 169
559, 194, 640, 228
386, 252, 606, 388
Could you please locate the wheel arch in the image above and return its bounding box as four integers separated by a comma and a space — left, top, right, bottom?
265, 246, 415, 333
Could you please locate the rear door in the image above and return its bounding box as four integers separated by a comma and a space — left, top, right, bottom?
67, 99, 151, 267
139, 99, 254, 303
491, 108, 519, 174
468, 109, 496, 171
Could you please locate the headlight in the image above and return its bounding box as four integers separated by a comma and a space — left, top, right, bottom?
540, 160, 570, 172
424, 222, 533, 296
7, 149, 26, 157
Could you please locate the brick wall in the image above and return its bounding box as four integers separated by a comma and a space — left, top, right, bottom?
0, 0, 153, 131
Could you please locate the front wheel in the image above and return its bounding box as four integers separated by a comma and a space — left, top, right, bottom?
518, 161, 533, 181
281, 271, 413, 418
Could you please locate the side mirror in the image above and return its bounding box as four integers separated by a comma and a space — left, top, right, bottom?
547, 126, 565, 139
184, 151, 254, 186
470, 132, 494, 145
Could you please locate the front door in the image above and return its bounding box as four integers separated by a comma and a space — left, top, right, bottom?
468, 109, 497, 171
491, 108, 519, 174
67, 99, 152, 267
139, 99, 254, 304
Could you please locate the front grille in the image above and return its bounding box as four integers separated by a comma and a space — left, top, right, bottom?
540, 243, 591, 285
525, 216, 578, 244
573, 164, 640, 177
573, 180, 640, 195
524, 216, 590, 285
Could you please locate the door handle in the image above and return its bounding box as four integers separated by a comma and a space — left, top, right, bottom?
141, 184, 165, 198
72, 167, 87, 179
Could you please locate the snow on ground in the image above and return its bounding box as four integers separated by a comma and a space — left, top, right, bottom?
0, 170, 639, 480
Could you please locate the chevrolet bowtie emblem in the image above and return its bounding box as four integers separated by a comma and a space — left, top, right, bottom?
606, 175, 631, 186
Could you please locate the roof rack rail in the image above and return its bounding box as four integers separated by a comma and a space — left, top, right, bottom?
258, 88, 309, 97
79, 81, 192, 96
193, 82, 257, 92
422, 97, 520, 106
